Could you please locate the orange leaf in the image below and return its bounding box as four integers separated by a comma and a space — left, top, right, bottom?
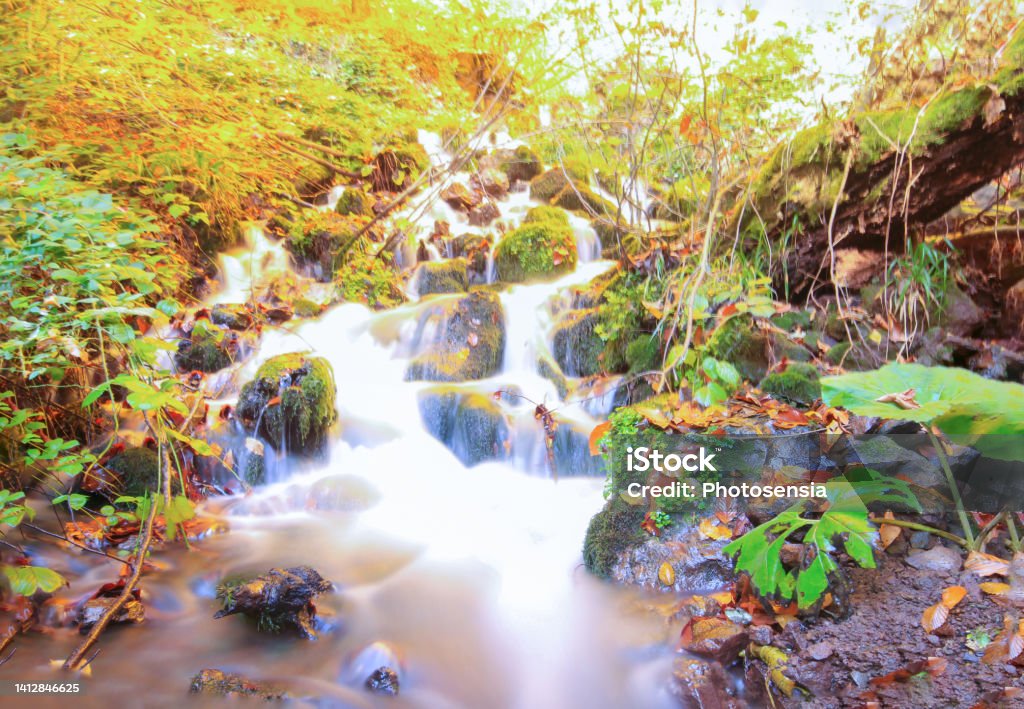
698, 517, 733, 541
966, 551, 1010, 577
940, 586, 967, 609
588, 421, 612, 456
709, 590, 735, 606
980, 582, 1011, 596
879, 510, 901, 550
921, 603, 949, 633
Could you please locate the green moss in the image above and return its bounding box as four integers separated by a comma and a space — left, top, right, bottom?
293, 298, 324, 318
524, 205, 569, 226
501, 145, 543, 183
551, 181, 616, 216
418, 387, 509, 466
414, 258, 469, 295
393, 141, 429, 176
625, 335, 661, 373
236, 354, 338, 455
537, 351, 572, 400
758, 362, 821, 404
704, 316, 768, 382
106, 446, 181, 497
582, 498, 645, 579
335, 188, 374, 216
405, 291, 505, 381
174, 331, 232, 373
334, 248, 405, 310
493, 221, 577, 283
529, 168, 572, 202
285, 210, 365, 280
551, 308, 614, 377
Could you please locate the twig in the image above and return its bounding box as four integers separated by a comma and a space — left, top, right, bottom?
868, 515, 968, 548
21, 523, 130, 566
62, 493, 158, 671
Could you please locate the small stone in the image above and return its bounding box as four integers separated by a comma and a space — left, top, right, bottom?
680, 618, 748, 664
905, 545, 962, 573
808, 641, 834, 661
851, 671, 870, 688
189, 669, 287, 699
669, 657, 742, 709
365, 667, 400, 696
909, 531, 932, 549
749, 625, 774, 647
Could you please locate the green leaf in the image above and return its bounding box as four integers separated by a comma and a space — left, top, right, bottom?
2, 565, 67, 596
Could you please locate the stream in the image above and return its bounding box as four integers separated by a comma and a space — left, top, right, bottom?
2, 133, 686, 708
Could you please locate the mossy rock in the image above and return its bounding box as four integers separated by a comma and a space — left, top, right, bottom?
405, 291, 506, 382
583, 498, 645, 579
334, 249, 405, 310
292, 298, 324, 318
449, 233, 491, 283
174, 332, 233, 374
105, 446, 181, 497
285, 211, 364, 282
759, 363, 821, 404
211, 304, 256, 330
592, 217, 630, 252
413, 259, 469, 296
551, 181, 615, 217
529, 168, 572, 202
493, 221, 577, 283
625, 335, 661, 374
335, 188, 374, 217
500, 145, 542, 183
418, 387, 510, 466
551, 308, 606, 377
523, 205, 569, 226
705, 316, 769, 383
537, 351, 571, 400
236, 354, 338, 455
190, 670, 287, 700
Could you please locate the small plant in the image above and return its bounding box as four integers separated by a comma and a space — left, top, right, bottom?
723, 469, 920, 613
651, 510, 672, 529
882, 240, 953, 346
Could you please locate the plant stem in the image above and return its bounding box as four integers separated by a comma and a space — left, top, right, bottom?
926, 429, 975, 547
1007, 511, 1022, 553
973, 511, 1005, 552
868, 515, 968, 548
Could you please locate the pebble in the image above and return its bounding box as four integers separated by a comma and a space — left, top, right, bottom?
808, 641, 834, 661
905, 545, 962, 573
909, 531, 932, 549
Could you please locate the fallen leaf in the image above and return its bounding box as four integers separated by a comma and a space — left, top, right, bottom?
658, 562, 676, 587
870, 657, 946, 685
875, 388, 920, 410
588, 421, 612, 456
980, 582, 1011, 596
966, 551, 1010, 577
879, 510, 901, 549
982, 616, 1024, 664
941, 586, 967, 609
699, 517, 733, 541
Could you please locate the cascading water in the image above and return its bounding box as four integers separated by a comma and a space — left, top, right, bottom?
11, 134, 681, 708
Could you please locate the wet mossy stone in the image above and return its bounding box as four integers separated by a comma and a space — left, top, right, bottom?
759, 362, 821, 405
293, 297, 324, 318
551, 181, 615, 217
190, 669, 288, 700
335, 188, 374, 217
414, 259, 469, 296
529, 168, 572, 202
105, 446, 164, 497
236, 354, 338, 455
626, 335, 661, 374
211, 304, 255, 331
583, 498, 645, 579
537, 351, 571, 400
500, 145, 542, 183
418, 387, 510, 466
285, 212, 364, 282
214, 565, 332, 639
705, 315, 769, 383
405, 291, 506, 382
493, 220, 577, 283
551, 308, 606, 377
523, 205, 569, 226
174, 331, 233, 374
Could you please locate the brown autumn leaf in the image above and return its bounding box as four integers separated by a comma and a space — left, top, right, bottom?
869, 657, 947, 686
879, 510, 901, 549
921, 586, 966, 633
875, 388, 921, 410
980, 582, 1011, 596
982, 616, 1024, 664
588, 421, 611, 456
698, 517, 733, 541
966, 551, 1010, 577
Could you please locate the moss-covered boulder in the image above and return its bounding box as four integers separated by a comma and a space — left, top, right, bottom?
523, 205, 569, 226
405, 291, 506, 382
499, 145, 543, 183
104, 446, 163, 497
285, 211, 364, 281
211, 303, 256, 331
292, 297, 325, 318
174, 327, 234, 374
418, 387, 510, 466
625, 335, 661, 374
704, 316, 770, 383
471, 168, 509, 197
551, 308, 607, 377
493, 220, 577, 283
236, 354, 337, 455
413, 259, 469, 296
440, 183, 480, 211
214, 565, 332, 639
551, 182, 616, 217
529, 168, 572, 202
759, 362, 821, 404
335, 188, 374, 217
334, 249, 405, 310
583, 498, 646, 579
449, 233, 492, 283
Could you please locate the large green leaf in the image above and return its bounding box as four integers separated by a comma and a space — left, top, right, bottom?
2, 565, 67, 596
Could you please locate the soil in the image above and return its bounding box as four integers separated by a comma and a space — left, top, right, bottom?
774, 550, 1021, 708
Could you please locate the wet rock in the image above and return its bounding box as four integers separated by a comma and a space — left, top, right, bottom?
413, 259, 469, 296
448, 233, 491, 282
1008, 278, 1024, 339
214, 565, 332, 639
807, 641, 834, 661
189, 669, 288, 699
680, 618, 749, 664
263, 305, 293, 323
529, 168, 572, 202
174, 328, 236, 374
78, 593, 145, 634
610, 522, 735, 593
418, 387, 510, 466
236, 354, 338, 455
344, 641, 403, 697
405, 291, 506, 382
211, 303, 255, 330
905, 545, 962, 573
936, 284, 984, 337
468, 201, 501, 226
551, 182, 615, 217
293, 297, 325, 318
284, 212, 366, 282
750, 625, 774, 647
493, 219, 577, 283
335, 188, 374, 216
582, 499, 646, 579
440, 183, 480, 211
758, 362, 821, 404
551, 308, 607, 377
669, 657, 742, 709
104, 446, 179, 497
471, 168, 509, 197
366, 668, 400, 696
909, 531, 932, 549
486, 145, 542, 183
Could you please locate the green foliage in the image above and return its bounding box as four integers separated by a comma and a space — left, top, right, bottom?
493, 220, 577, 283
881, 240, 953, 330
759, 363, 821, 404
334, 248, 405, 310
3, 565, 67, 596
724, 470, 921, 611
